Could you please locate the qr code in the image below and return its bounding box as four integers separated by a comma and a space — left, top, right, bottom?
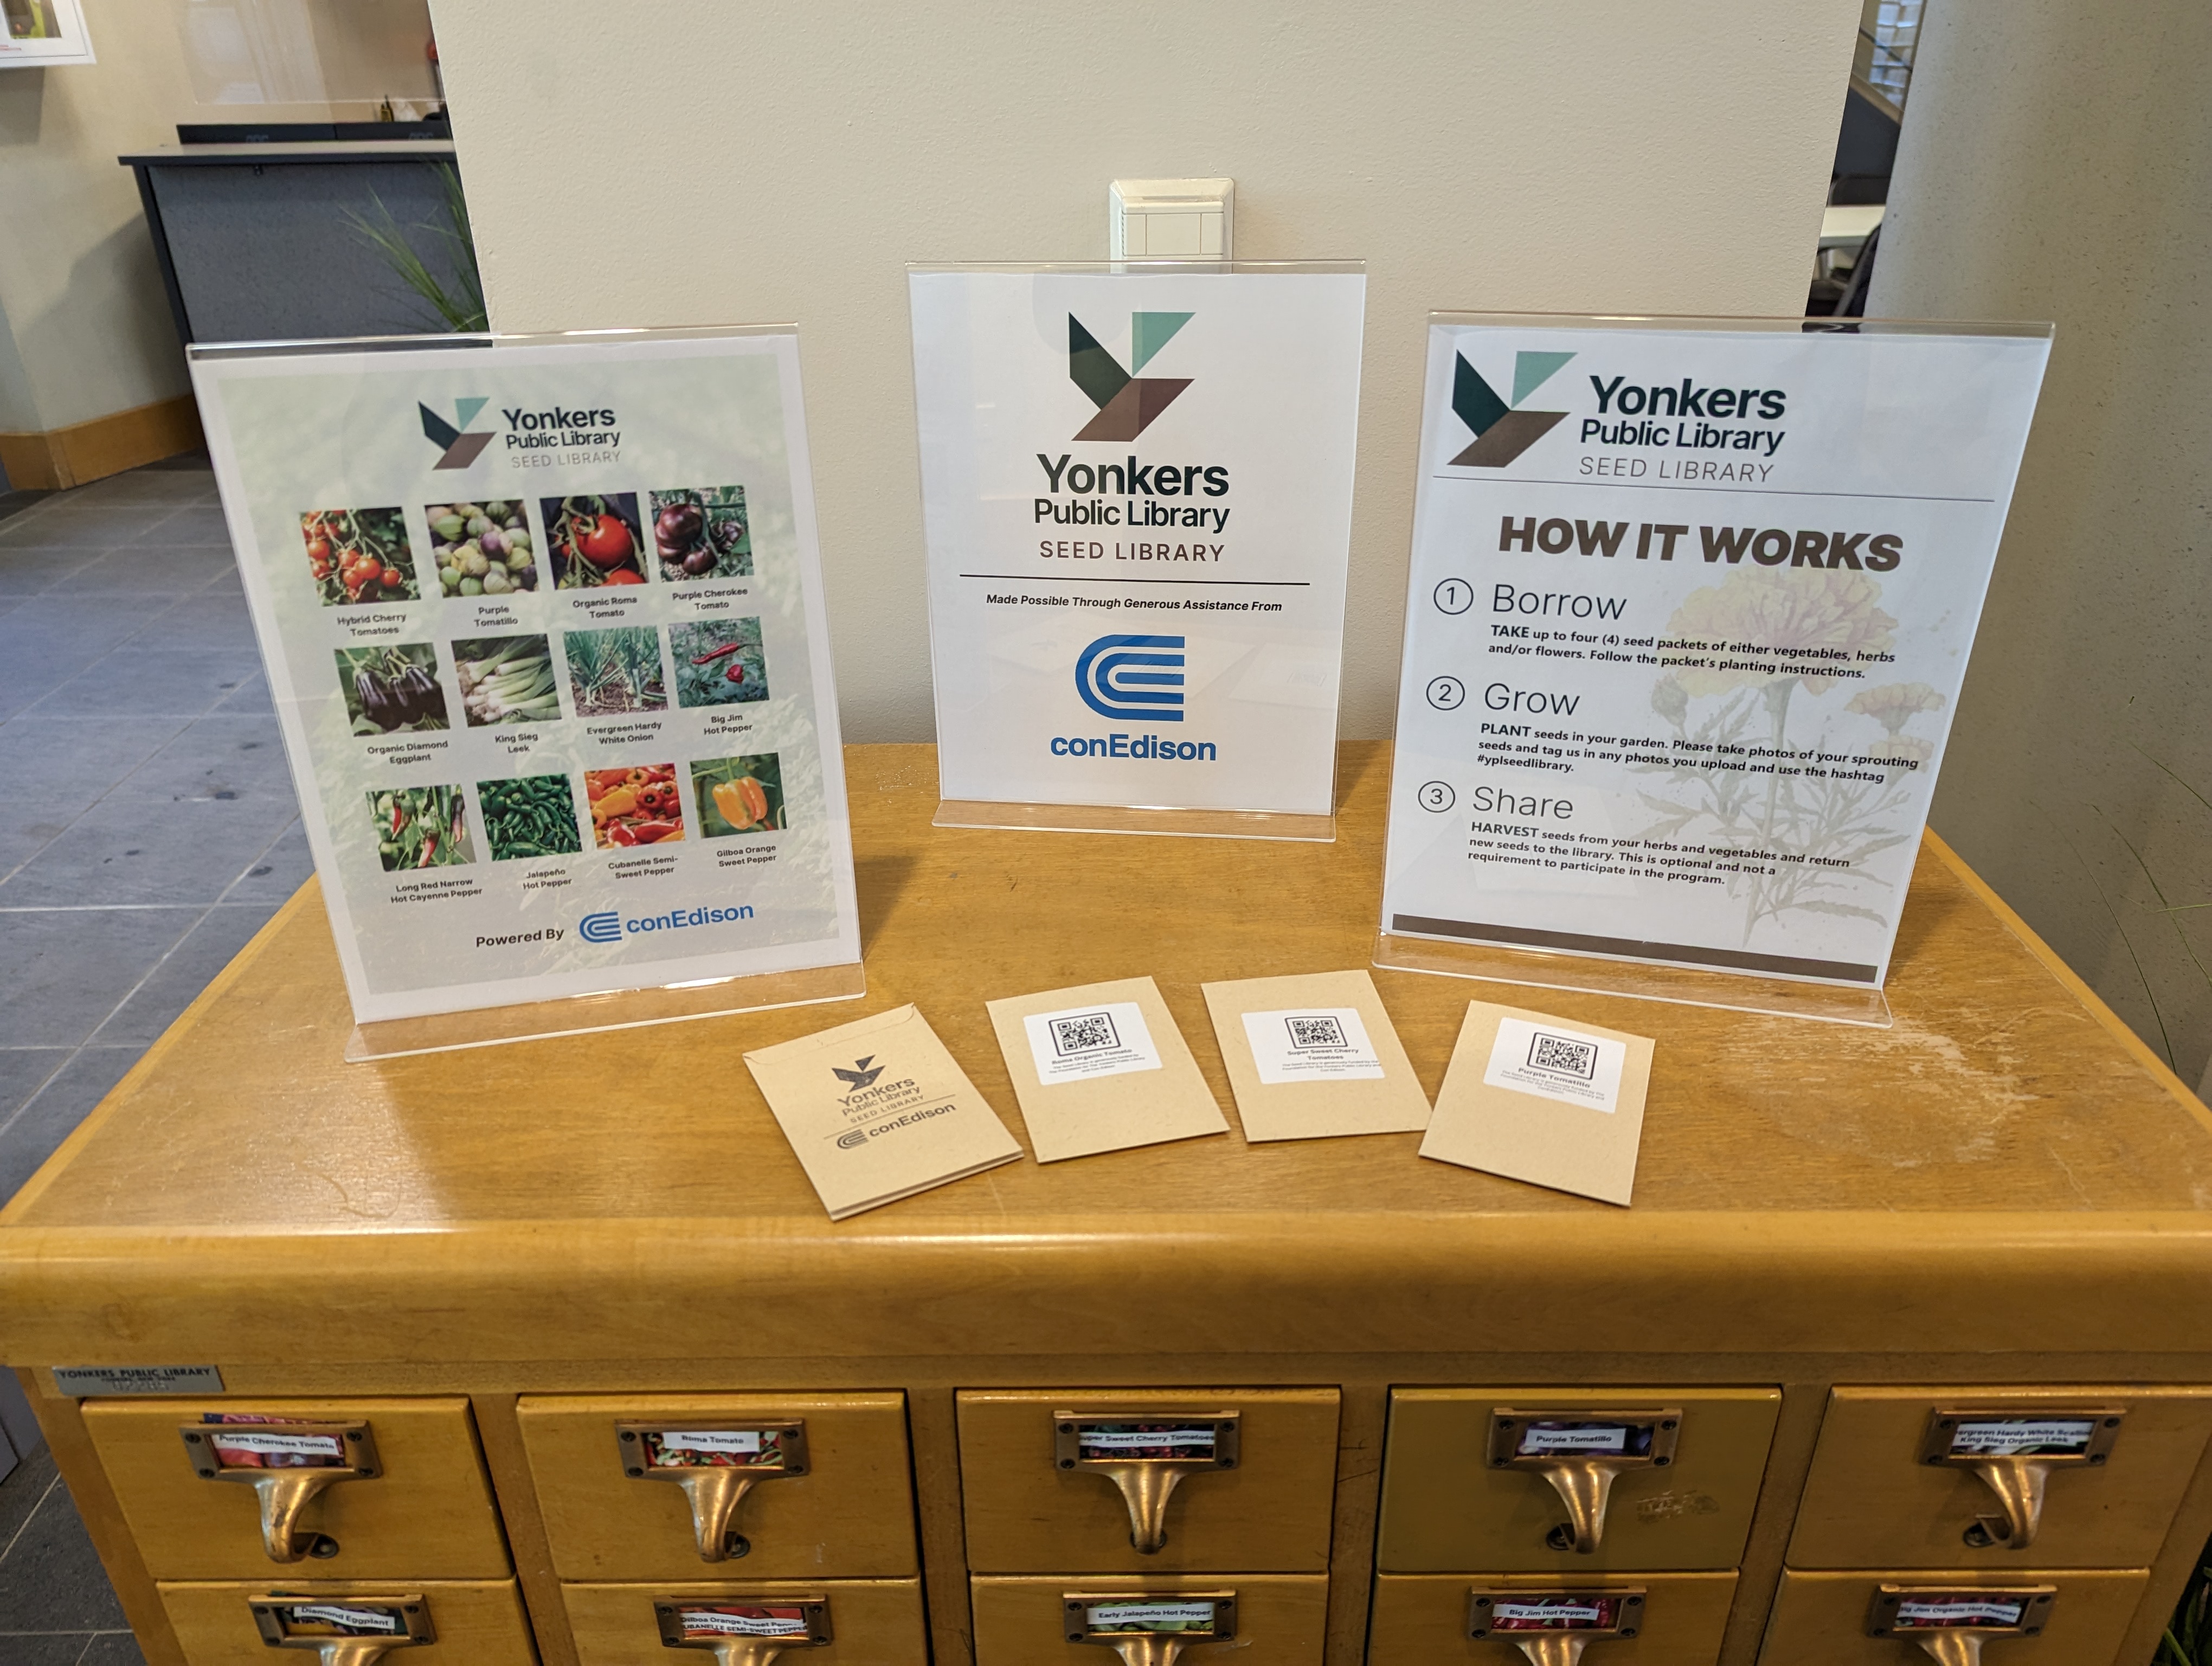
1050, 1011, 1120, 1056
1284, 1015, 1347, 1050
1526, 1031, 1598, 1079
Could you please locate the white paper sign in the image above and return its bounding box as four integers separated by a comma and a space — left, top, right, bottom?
209, 1431, 345, 1459
1483, 1017, 1628, 1111
683, 1612, 810, 1637
910, 266, 1365, 815
1088, 1605, 1218, 1630
1381, 318, 2049, 987
1078, 1426, 1217, 1453
190, 330, 861, 1023
658, 1430, 764, 1456
1024, 1002, 1162, 1081
1242, 1008, 1385, 1084
1896, 1600, 2025, 1628
1950, 1419, 2097, 1456
290, 1606, 400, 1633
1517, 1425, 1630, 1454
1494, 1603, 1605, 1627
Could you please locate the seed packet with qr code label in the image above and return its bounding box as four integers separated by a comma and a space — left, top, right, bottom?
1425, 999, 1653, 1206
1483, 1017, 1628, 1111
1023, 1001, 1162, 1082
1203, 970, 1430, 1142
988, 977, 1227, 1163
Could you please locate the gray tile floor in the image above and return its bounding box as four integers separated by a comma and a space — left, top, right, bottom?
0, 453, 311, 1660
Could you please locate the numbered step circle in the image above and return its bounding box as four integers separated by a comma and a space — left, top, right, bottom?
1425, 676, 1466, 710
1433, 578, 1475, 615
1417, 780, 1455, 812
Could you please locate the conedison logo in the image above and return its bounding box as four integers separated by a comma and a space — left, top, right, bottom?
1448, 350, 1577, 467
580, 904, 752, 945
1076, 633, 1185, 721
1069, 311, 1194, 441
419, 396, 495, 469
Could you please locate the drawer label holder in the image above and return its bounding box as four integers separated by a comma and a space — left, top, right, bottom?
1054, 1412, 1241, 1555
182, 1418, 383, 1565
618, 1420, 811, 1563
1468, 1588, 1644, 1666
1867, 1584, 2057, 1666
249, 1591, 433, 1666
1065, 1591, 1237, 1666
1486, 1408, 1680, 1555
1919, 1407, 2124, 1550
656, 1595, 832, 1666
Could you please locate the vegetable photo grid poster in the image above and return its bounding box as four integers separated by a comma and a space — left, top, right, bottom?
1380, 319, 2048, 990
190, 330, 861, 1023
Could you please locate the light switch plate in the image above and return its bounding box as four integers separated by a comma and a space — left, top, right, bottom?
1110, 178, 1233, 260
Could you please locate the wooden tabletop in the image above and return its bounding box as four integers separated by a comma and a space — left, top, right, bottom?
3, 743, 2208, 1366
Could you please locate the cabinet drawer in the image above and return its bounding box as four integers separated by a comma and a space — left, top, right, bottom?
1758, 1568, 2148, 1665
1789, 1386, 2212, 1567
86, 1397, 510, 1580
563, 1578, 927, 1666
158, 1579, 535, 1666
958, 1388, 1339, 1573
1370, 1573, 1738, 1666
518, 1393, 915, 1579
1378, 1387, 1780, 1572
972, 1575, 1327, 1666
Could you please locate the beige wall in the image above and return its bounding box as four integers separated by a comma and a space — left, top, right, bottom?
0, 0, 374, 443
433, 0, 1864, 742
1872, 0, 2212, 1091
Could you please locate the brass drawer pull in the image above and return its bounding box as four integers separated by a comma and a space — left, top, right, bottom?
1919, 1407, 2124, 1549
1054, 1412, 1240, 1554
1486, 1408, 1679, 1555
1468, 1587, 1643, 1666
182, 1420, 382, 1564
655, 1594, 832, 1666
619, 1420, 811, 1562
1065, 1592, 1237, 1666
1867, 1583, 2057, 1664
249, 1592, 431, 1666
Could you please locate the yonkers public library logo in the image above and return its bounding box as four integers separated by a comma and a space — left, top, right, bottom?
419, 396, 495, 470
832, 1056, 886, 1090
1448, 350, 1576, 467
1068, 311, 1195, 440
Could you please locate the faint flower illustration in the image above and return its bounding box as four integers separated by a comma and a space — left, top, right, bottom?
1667, 568, 1898, 696
1868, 734, 1935, 775
1848, 682, 1945, 735
1650, 675, 1688, 725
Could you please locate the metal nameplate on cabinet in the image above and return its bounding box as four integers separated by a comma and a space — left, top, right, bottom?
619, 1420, 811, 1562
1487, 1408, 1681, 1554
1056, 1413, 1240, 1554
1378, 1387, 1778, 1572
1917, 1409, 2123, 1550
1787, 1386, 2212, 1568
656, 1594, 832, 1666
1867, 1585, 2056, 1666
1065, 1592, 1237, 1666
184, 1420, 383, 1564
250, 1592, 432, 1665
562, 1578, 928, 1666
1372, 1573, 1737, 1666
1469, 1587, 1644, 1666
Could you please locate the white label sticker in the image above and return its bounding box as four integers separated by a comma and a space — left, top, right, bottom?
684, 1611, 810, 1637
1483, 1017, 1628, 1111
658, 1430, 766, 1456
211, 1431, 346, 1458
1896, 1599, 2026, 1628
1517, 1424, 1630, 1455
1242, 1008, 1386, 1084
1949, 1418, 2097, 1456
290, 1605, 401, 1633
1494, 1602, 1605, 1627
1024, 1002, 1162, 1082
1078, 1425, 1217, 1454
1086, 1603, 1217, 1630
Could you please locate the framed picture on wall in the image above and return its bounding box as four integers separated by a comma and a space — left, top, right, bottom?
0, 0, 94, 67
